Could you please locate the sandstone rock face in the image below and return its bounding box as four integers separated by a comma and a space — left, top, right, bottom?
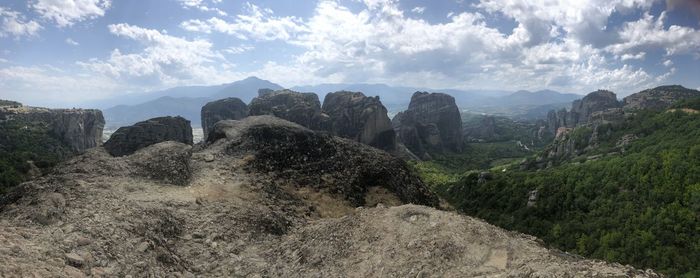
623, 85, 700, 110
546, 90, 621, 135
248, 89, 328, 130
0, 104, 104, 153
200, 97, 248, 140
570, 90, 621, 122
321, 91, 396, 151
393, 92, 462, 159
104, 116, 193, 157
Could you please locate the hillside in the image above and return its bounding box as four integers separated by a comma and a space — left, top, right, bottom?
419, 100, 700, 276
0, 116, 660, 277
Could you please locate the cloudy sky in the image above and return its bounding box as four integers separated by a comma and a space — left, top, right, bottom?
1, 0, 700, 107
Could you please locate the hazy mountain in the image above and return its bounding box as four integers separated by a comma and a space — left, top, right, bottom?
503, 90, 580, 106
104, 96, 211, 129
211, 76, 283, 103
101, 77, 284, 128
102, 77, 581, 129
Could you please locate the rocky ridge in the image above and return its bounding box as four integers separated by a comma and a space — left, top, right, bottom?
0, 103, 104, 153
622, 85, 700, 110
0, 115, 660, 277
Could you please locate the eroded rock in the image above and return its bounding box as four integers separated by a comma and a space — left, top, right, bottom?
104, 116, 193, 157
200, 97, 248, 140
321, 91, 396, 151
392, 92, 463, 159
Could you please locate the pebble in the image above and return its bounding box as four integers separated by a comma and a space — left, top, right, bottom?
65, 252, 85, 267
137, 241, 150, 253
76, 236, 92, 246
63, 265, 85, 278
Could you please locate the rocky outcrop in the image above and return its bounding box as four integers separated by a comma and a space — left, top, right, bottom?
104, 116, 193, 157
546, 90, 621, 135
392, 92, 462, 159
200, 97, 248, 140
623, 85, 700, 110
0, 104, 104, 153
0, 114, 662, 277
213, 116, 437, 206
248, 89, 328, 130
321, 91, 396, 151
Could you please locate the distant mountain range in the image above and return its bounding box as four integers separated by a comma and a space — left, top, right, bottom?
99, 76, 581, 129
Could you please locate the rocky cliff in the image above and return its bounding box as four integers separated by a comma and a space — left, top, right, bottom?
200, 97, 248, 140
321, 91, 396, 151
392, 92, 463, 159
0, 104, 104, 153
104, 116, 193, 157
623, 85, 700, 110
248, 89, 328, 130
0, 115, 660, 277
546, 90, 621, 135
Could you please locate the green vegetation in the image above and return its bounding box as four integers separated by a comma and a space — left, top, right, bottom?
461, 113, 551, 146
417, 106, 700, 276
0, 120, 72, 193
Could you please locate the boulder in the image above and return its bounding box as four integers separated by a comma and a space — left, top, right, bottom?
201, 97, 248, 140
104, 116, 193, 157
321, 91, 396, 151
248, 89, 328, 130
623, 85, 700, 110
392, 92, 462, 159
213, 116, 439, 207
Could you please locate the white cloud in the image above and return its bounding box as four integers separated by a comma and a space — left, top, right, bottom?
178, 0, 228, 16
607, 12, 700, 56
476, 0, 655, 47
175, 0, 663, 93
32, 0, 111, 27
0, 7, 42, 38
79, 23, 234, 87
663, 59, 673, 67
620, 52, 646, 61
411, 7, 425, 14
0, 65, 120, 105
180, 2, 307, 41
65, 38, 79, 46
223, 45, 254, 55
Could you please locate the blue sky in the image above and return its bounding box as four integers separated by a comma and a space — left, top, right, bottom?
1, 0, 700, 107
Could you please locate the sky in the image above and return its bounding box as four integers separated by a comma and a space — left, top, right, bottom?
1, 0, 700, 107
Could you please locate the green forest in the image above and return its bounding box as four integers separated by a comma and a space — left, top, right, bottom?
416, 107, 700, 276
0, 120, 72, 193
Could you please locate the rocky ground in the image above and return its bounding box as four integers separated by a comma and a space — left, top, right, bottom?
0, 116, 661, 277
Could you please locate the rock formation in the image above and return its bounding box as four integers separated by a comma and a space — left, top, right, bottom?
0, 115, 661, 277
0, 103, 104, 153
211, 116, 435, 206
546, 90, 621, 135
623, 85, 700, 110
392, 92, 462, 159
248, 89, 328, 130
103, 116, 193, 157
200, 97, 248, 140
321, 91, 396, 151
